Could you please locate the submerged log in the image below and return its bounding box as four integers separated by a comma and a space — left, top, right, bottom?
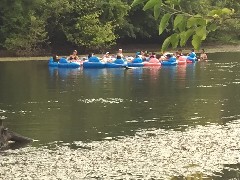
0, 120, 32, 150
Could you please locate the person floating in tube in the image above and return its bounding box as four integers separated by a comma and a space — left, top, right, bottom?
68, 50, 79, 61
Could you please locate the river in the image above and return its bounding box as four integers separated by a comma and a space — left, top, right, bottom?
0, 52, 240, 179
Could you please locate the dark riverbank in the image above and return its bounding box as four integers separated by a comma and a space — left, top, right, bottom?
0, 44, 240, 61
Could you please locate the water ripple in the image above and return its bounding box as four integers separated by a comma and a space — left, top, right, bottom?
0, 109, 6, 113
78, 98, 124, 104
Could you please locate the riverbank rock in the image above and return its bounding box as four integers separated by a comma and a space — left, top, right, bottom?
0, 120, 32, 150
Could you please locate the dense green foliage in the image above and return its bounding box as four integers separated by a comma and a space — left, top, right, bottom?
0, 0, 131, 55
0, 0, 240, 55
132, 0, 240, 51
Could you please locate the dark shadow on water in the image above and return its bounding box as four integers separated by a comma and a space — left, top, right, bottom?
48, 67, 81, 79
83, 68, 107, 80
123, 67, 144, 80
106, 68, 125, 77
58, 68, 80, 79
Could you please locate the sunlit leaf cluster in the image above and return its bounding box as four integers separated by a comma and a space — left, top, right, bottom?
131, 0, 236, 51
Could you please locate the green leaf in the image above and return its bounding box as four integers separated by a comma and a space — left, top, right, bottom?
208, 23, 217, 31
153, 0, 162, 20
170, 33, 179, 48
161, 36, 171, 52
222, 8, 232, 15
179, 29, 194, 47
179, 32, 186, 47
159, 13, 171, 35
143, 0, 159, 11
174, 14, 184, 31
154, 5, 160, 20
131, 0, 145, 7
187, 16, 197, 28
208, 9, 222, 17
30, 16, 36, 22
196, 26, 207, 40
192, 34, 202, 50
197, 18, 207, 26
208, 10, 216, 16
185, 29, 194, 42
177, 16, 186, 32
194, 14, 202, 18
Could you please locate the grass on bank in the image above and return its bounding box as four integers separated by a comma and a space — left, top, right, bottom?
0, 57, 50, 61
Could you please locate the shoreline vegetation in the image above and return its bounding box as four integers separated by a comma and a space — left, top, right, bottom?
0, 44, 240, 62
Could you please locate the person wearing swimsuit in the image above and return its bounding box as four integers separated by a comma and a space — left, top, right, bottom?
69, 50, 79, 61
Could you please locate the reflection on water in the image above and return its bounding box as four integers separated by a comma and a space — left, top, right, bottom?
0, 53, 240, 178
49, 67, 81, 79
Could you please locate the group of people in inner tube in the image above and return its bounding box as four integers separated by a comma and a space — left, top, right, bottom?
52, 50, 80, 63
100, 48, 207, 63
100, 49, 178, 64
52, 48, 208, 63
175, 48, 208, 61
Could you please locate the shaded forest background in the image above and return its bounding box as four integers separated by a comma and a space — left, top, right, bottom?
0, 0, 240, 56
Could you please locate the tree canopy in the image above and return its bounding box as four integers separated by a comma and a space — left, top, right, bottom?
0, 0, 240, 56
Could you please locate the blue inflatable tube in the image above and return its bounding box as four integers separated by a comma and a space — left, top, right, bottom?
83, 61, 106, 68
88, 56, 101, 62
161, 57, 177, 66
161, 61, 177, 66
58, 62, 80, 68
132, 57, 143, 63
106, 62, 127, 68
48, 58, 58, 67
127, 62, 144, 67
48, 57, 80, 68
186, 56, 197, 63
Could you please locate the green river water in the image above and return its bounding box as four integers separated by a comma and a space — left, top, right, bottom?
0, 52, 240, 179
